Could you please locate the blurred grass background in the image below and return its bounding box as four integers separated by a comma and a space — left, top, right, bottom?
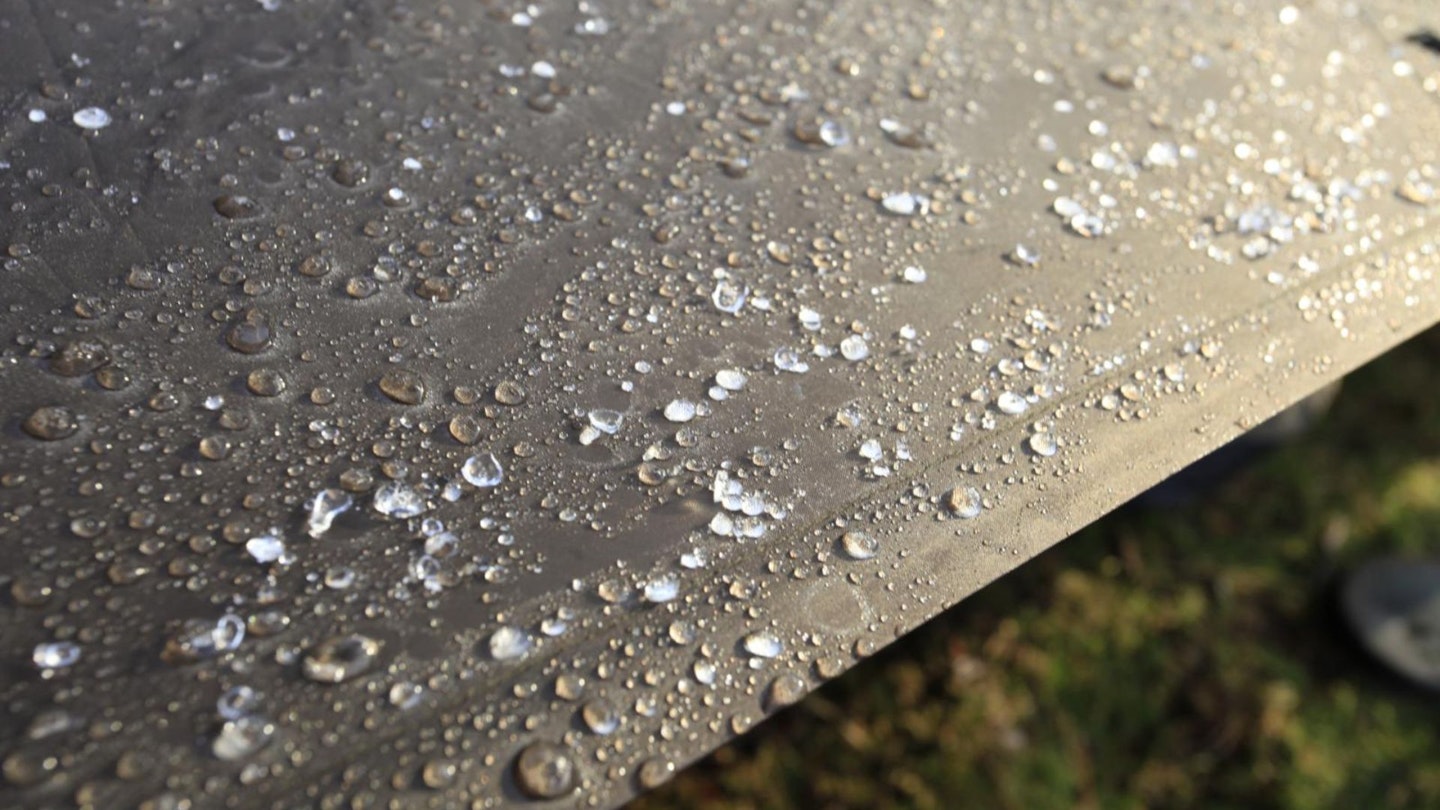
635, 327, 1440, 810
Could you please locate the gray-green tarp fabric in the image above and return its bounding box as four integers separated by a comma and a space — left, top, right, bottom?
2, 0, 1440, 806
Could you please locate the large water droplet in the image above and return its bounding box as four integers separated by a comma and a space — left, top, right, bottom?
212, 716, 275, 761
513, 742, 576, 799
22, 406, 79, 440
839, 530, 879, 560
32, 641, 80, 670
489, 626, 533, 661
945, 486, 982, 519
581, 698, 620, 735
378, 369, 426, 405
742, 630, 782, 658
72, 106, 111, 129
715, 369, 748, 391
373, 481, 426, 518
245, 532, 286, 564
711, 278, 749, 313
643, 574, 680, 603
301, 634, 380, 684
587, 409, 624, 435
305, 489, 352, 538
766, 671, 807, 709
461, 452, 504, 488
226, 309, 272, 354
839, 335, 870, 361
217, 685, 260, 720
662, 400, 696, 423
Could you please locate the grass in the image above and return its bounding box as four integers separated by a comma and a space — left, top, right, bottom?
635, 327, 1440, 810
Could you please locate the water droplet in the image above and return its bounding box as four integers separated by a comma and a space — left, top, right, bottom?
50, 339, 109, 377
798, 308, 823, 331
161, 617, 243, 665
494, 380, 527, 405
32, 641, 80, 670
742, 630, 782, 658
945, 486, 983, 519
996, 392, 1028, 415
839, 335, 870, 361
373, 481, 426, 518
765, 672, 807, 709
773, 348, 809, 373
1010, 244, 1041, 266
637, 758, 675, 789
212, 716, 275, 761
217, 685, 260, 720
421, 759, 458, 790
332, 158, 369, 187
301, 634, 380, 684
226, 308, 272, 354
555, 673, 585, 701
711, 277, 749, 313
587, 409, 624, 435
1028, 432, 1058, 457
378, 369, 426, 405
794, 117, 850, 147
305, 489, 352, 538
643, 574, 680, 603
880, 191, 928, 216
879, 117, 932, 148
461, 452, 504, 488
389, 681, 425, 710
245, 533, 285, 564
245, 368, 286, 397
662, 400, 696, 423
22, 406, 79, 440
513, 742, 576, 799
72, 106, 111, 129
489, 626, 533, 661
839, 530, 879, 560
581, 698, 620, 735
213, 194, 261, 220
715, 369, 748, 392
